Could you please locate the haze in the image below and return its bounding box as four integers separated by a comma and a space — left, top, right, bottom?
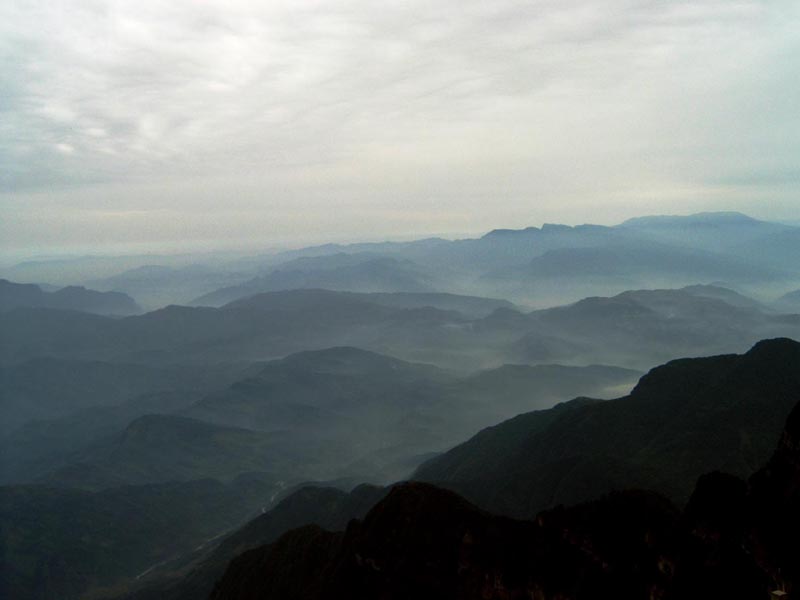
2, 0, 799, 257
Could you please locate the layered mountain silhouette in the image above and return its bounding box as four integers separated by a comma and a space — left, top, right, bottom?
1, 390, 201, 483
201, 288, 514, 318
183, 346, 639, 483
3, 335, 799, 600
0, 357, 248, 436
484, 243, 786, 295
192, 254, 437, 306
508, 287, 800, 368
87, 264, 251, 310
208, 353, 800, 599
0, 279, 140, 315
111, 337, 800, 600
2, 285, 798, 372
0, 289, 471, 367
5, 213, 799, 309
415, 338, 800, 517
1, 345, 637, 492
617, 211, 791, 254
4, 211, 800, 600
36, 414, 311, 490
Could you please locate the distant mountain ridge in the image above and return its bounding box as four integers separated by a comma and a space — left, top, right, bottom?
5, 211, 799, 309
115, 210, 800, 309
0, 357, 247, 437
3, 285, 799, 372
0, 279, 140, 315
38, 414, 314, 490
3, 345, 638, 491
619, 210, 762, 227
182, 346, 638, 484
191, 255, 436, 306
86, 264, 251, 310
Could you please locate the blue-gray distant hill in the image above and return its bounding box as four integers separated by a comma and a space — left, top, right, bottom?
6, 346, 639, 491
776, 288, 800, 312
191, 254, 437, 307
87, 264, 251, 310
0, 357, 248, 436
224, 212, 800, 306
0, 278, 140, 315
3, 286, 800, 371
616, 211, 791, 253
6, 212, 800, 311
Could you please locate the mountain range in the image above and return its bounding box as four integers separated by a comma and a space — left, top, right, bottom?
204, 339, 800, 600
2, 334, 798, 599
3, 211, 800, 600
415, 338, 800, 517
2, 285, 797, 372
3, 347, 639, 491
4, 212, 800, 309
40, 337, 796, 600
0, 279, 140, 315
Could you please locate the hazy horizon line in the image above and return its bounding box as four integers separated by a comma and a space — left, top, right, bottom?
2, 208, 797, 267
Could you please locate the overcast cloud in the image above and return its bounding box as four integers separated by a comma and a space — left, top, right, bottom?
1, 0, 799, 255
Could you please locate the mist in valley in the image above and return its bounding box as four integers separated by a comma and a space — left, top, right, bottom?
3, 1, 800, 598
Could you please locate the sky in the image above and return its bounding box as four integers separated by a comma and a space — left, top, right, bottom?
2, 0, 799, 256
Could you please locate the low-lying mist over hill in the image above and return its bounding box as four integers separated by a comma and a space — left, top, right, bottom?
2, 210, 800, 599
3, 0, 799, 595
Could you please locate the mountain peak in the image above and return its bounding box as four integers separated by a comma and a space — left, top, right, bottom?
745, 337, 800, 360
482, 225, 541, 238
619, 211, 760, 228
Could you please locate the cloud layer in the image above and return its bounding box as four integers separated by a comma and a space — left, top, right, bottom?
2, 0, 799, 253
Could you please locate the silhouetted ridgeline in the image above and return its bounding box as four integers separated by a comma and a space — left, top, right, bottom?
209, 342, 800, 599
0, 278, 140, 315
2, 285, 799, 372
3, 212, 800, 600
415, 338, 800, 517
110, 338, 800, 600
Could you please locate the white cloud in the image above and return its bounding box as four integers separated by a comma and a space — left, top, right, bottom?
1, 0, 799, 252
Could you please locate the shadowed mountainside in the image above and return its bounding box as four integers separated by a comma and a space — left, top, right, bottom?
20, 347, 637, 490
0, 358, 251, 437
0, 475, 279, 600
415, 338, 800, 518
121, 484, 389, 600
209, 390, 800, 600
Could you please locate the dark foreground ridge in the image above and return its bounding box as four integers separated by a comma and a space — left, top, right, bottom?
210, 398, 800, 599
415, 337, 800, 517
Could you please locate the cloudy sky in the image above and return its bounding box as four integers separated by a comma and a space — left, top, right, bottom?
1, 0, 799, 256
